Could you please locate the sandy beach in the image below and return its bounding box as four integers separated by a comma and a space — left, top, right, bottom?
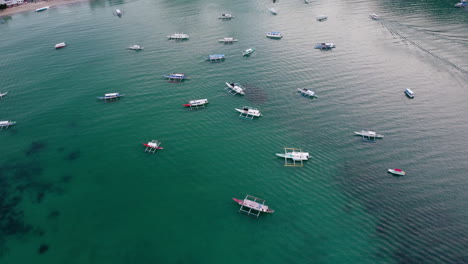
0, 0, 89, 17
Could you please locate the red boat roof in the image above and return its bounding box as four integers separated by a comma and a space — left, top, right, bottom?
394, 169, 403, 171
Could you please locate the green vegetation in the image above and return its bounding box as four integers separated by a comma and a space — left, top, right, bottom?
0, 4, 7, 10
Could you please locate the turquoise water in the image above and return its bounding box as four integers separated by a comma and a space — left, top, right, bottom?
1, 0, 468, 263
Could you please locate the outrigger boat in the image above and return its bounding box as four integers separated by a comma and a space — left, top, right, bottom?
388, 168, 406, 176
242, 48, 255, 56
143, 140, 163, 153
455, 1, 468, 7
266, 32, 283, 39
0, 120, 16, 129
276, 151, 310, 161
225, 82, 245, 95
315, 43, 335, 49
163, 73, 188, 81
97, 93, 125, 100
219, 13, 234, 19
297, 88, 317, 98
183, 99, 208, 109
167, 33, 189, 40
36, 6, 49, 12
0, 92, 8, 99
268, 8, 278, 15
127, 45, 144, 51
369, 13, 380, 20
235, 106, 261, 119
218, 37, 238, 43
405, 88, 414, 98
114, 9, 123, 17
207, 54, 225, 62
55, 42, 67, 49
233, 195, 274, 218
354, 130, 384, 141
316, 15, 328, 21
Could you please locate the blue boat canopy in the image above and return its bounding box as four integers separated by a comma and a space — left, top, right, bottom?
208, 54, 225, 60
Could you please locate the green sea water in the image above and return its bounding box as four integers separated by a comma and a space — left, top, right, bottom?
1, 0, 468, 263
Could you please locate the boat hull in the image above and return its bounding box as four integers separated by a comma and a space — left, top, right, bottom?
232, 198, 274, 213
143, 143, 164, 150
388, 169, 406, 176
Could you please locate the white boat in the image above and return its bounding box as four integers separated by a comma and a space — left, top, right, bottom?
219, 37, 238, 43
0, 120, 16, 129
55, 42, 67, 49
266, 32, 283, 39
276, 151, 310, 161
315, 43, 335, 49
316, 15, 328, 21
235, 106, 261, 119
369, 13, 380, 20
167, 33, 189, 40
183, 99, 209, 108
297, 88, 317, 97
354, 130, 384, 138
455, 1, 467, 7
127, 45, 144, 51
97, 93, 125, 100
405, 88, 414, 98
242, 48, 255, 56
268, 8, 278, 15
219, 13, 234, 19
388, 169, 406, 176
225, 82, 245, 95
0, 92, 8, 98
115, 9, 123, 17
35, 6, 49, 12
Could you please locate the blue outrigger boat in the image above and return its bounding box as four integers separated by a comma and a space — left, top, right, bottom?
207, 54, 225, 62
97, 93, 125, 100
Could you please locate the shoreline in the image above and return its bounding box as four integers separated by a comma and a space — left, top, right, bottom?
0, 0, 89, 18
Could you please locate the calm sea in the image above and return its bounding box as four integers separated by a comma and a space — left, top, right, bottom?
1, 0, 467, 263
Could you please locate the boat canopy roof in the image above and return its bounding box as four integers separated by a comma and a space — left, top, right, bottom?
0, 121, 9, 125
209, 54, 225, 59
105, 93, 119, 96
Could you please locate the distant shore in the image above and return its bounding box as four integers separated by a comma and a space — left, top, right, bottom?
0, 0, 89, 17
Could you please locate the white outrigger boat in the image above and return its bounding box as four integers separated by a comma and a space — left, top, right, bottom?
369, 13, 380, 20
405, 88, 414, 98
354, 130, 384, 139
316, 15, 328, 22
455, 1, 468, 7
219, 13, 234, 19
225, 82, 245, 95
163, 73, 188, 81
388, 168, 406, 176
143, 140, 163, 153
235, 106, 261, 119
276, 151, 310, 161
55, 42, 67, 49
207, 54, 225, 62
183, 99, 208, 109
297, 88, 317, 98
266, 32, 283, 39
36, 6, 49, 12
219, 37, 238, 43
233, 195, 274, 218
127, 45, 144, 51
268, 8, 278, 15
0, 120, 16, 129
167, 33, 189, 40
315, 43, 335, 50
114, 9, 123, 17
0, 92, 8, 99
242, 48, 255, 56
97, 93, 125, 100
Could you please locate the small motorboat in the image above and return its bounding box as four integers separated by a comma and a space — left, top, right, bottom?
405, 88, 414, 98
316, 15, 328, 22
315, 43, 335, 50
388, 169, 406, 176
235, 107, 262, 119
369, 13, 380, 20
167, 33, 189, 40
183, 99, 209, 108
268, 8, 278, 15
354, 130, 384, 138
143, 141, 164, 150
454, 1, 467, 7
242, 48, 255, 56
232, 196, 274, 214
163, 73, 188, 81
276, 151, 310, 161
219, 37, 238, 43
115, 9, 123, 17
55, 42, 67, 49
36, 6, 49, 12
297, 88, 317, 98
127, 45, 144, 51
0, 92, 8, 99
0, 120, 16, 129
97, 93, 125, 100
219, 13, 234, 19
225, 82, 245, 95
207, 54, 225, 62
266, 32, 283, 39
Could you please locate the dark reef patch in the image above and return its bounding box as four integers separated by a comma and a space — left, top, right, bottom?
47, 210, 60, 220
60, 174, 73, 183
25, 141, 46, 156
65, 150, 81, 161
38, 244, 49, 254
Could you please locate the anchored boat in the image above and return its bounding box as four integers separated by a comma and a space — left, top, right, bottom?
242, 48, 255, 56
115, 9, 123, 17
0, 120, 16, 129
127, 45, 144, 51
207, 54, 225, 62
163, 73, 188, 81
183, 99, 208, 109
369, 13, 380, 20
268, 8, 278, 15
405, 88, 414, 98
36, 6, 49, 12
354, 130, 384, 140
219, 13, 234, 19
97, 93, 125, 100
143, 140, 163, 153
297, 88, 317, 98
225, 82, 245, 95
219, 37, 238, 43
167, 33, 189, 40
0, 92, 8, 99
55, 42, 67, 49
276, 151, 310, 161
388, 169, 406, 176
235, 107, 261, 119
233, 195, 274, 218
316, 15, 328, 21
315, 43, 335, 49
266, 32, 283, 39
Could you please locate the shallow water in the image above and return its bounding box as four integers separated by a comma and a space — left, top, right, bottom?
0, 0, 467, 263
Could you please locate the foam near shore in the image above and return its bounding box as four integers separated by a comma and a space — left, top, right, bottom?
0, 0, 89, 17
